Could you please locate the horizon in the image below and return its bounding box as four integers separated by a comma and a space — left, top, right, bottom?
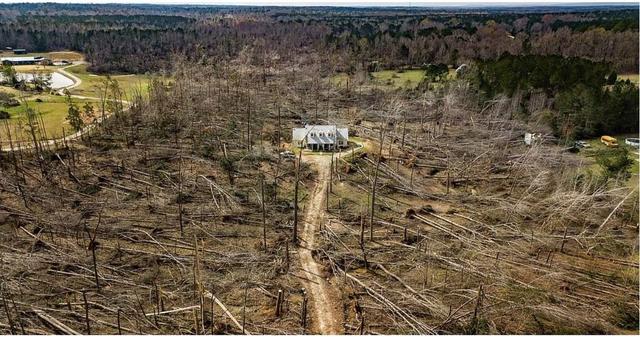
0, 0, 637, 7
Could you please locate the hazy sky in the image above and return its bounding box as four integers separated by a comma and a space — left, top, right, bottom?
0, 0, 635, 5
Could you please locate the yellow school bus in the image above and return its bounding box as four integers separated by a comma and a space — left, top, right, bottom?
600, 135, 619, 147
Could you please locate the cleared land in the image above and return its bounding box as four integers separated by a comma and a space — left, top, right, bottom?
332, 70, 425, 89
2, 94, 98, 142
12, 64, 63, 73
65, 64, 153, 98
332, 68, 457, 90
578, 134, 640, 187
1, 57, 155, 144
0, 50, 83, 61
371, 70, 426, 89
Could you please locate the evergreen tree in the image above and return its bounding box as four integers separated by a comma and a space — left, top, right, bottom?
65, 91, 84, 132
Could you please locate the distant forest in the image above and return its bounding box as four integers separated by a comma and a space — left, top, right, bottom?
0, 3, 637, 73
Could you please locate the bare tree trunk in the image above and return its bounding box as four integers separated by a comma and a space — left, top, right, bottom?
293, 150, 302, 244
401, 110, 407, 149
261, 177, 267, 250
82, 291, 91, 334
370, 126, 385, 241
330, 151, 334, 193
247, 94, 252, 151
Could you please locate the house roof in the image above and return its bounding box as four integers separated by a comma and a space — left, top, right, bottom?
292, 125, 348, 144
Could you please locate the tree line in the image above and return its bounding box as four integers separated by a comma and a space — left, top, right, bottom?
474, 54, 639, 139
0, 4, 637, 73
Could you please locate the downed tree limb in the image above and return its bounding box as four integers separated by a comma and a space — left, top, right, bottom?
0, 321, 47, 335
203, 290, 251, 335
591, 188, 637, 237
19, 227, 61, 254
33, 309, 80, 335
374, 263, 447, 317
145, 305, 200, 317
327, 259, 435, 335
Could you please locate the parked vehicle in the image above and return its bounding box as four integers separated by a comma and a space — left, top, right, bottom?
575, 140, 590, 148
279, 150, 296, 159
600, 135, 618, 147
624, 138, 639, 148
524, 132, 541, 146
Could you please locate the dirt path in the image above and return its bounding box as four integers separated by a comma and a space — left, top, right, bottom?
297, 153, 344, 334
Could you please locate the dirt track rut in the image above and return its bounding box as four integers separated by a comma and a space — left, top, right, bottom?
298, 153, 343, 334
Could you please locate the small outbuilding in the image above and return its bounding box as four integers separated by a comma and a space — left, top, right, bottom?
292, 125, 349, 151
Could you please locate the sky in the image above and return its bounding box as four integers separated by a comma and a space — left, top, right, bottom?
0, 0, 636, 5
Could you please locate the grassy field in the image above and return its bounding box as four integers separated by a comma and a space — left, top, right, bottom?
578, 134, 639, 187
619, 73, 639, 85
12, 64, 64, 74
331, 69, 426, 89
65, 64, 153, 98
1, 54, 156, 144
0, 86, 24, 96
332, 68, 457, 90
1, 94, 98, 142
371, 70, 425, 89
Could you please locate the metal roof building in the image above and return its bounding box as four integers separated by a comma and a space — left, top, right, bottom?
1, 56, 46, 65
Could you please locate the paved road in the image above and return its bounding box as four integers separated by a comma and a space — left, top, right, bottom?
55, 62, 85, 95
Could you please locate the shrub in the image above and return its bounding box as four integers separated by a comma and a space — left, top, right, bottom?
0, 92, 19, 107
0, 110, 9, 119
595, 147, 634, 180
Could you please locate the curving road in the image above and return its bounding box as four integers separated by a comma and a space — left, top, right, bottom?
1, 61, 128, 152
56, 62, 85, 95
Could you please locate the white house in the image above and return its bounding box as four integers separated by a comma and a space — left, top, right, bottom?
292, 125, 348, 151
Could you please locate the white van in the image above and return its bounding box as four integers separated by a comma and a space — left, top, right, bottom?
624, 138, 639, 148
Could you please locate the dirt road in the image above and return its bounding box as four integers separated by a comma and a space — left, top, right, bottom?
297, 152, 344, 334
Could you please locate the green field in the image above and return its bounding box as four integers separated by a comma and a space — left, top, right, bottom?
371, 70, 426, 89
1, 57, 157, 144
65, 64, 153, 99
578, 134, 639, 187
0, 86, 24, 96
332, 68, 457, 90
331, 69, 426, 89
1, 94, 98, 142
